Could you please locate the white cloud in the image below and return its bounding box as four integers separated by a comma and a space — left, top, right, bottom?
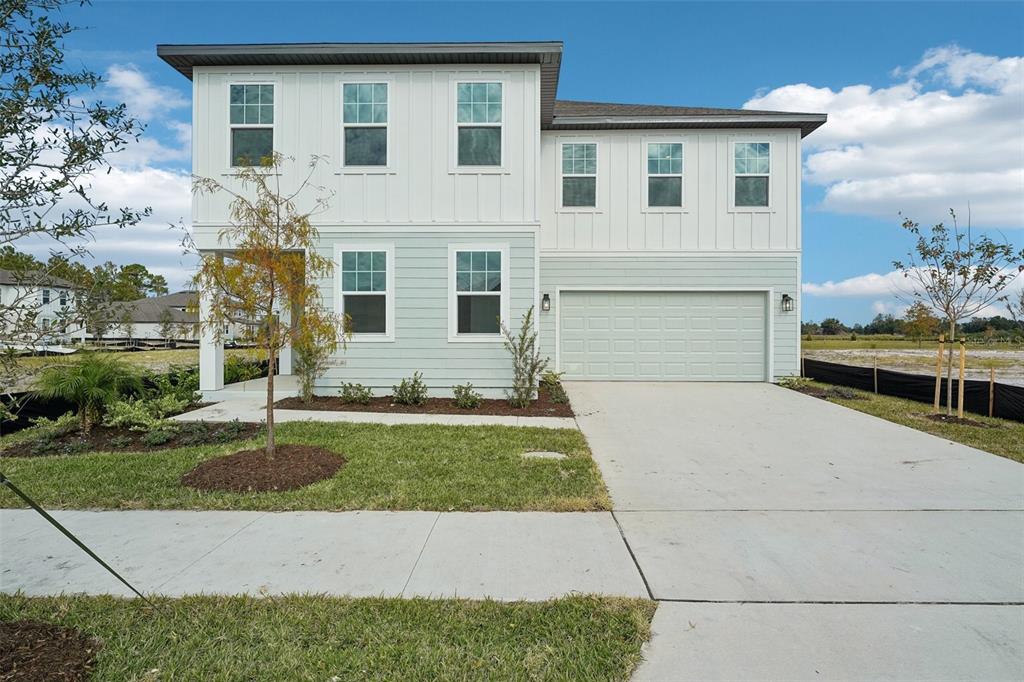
802, 270, 910, 297
746, 45, 1024, 227
104, 64, 188, 121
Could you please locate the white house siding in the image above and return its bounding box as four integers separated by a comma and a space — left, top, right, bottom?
539, 129, 801, 252
313, 230, 537, 396
191, 65, 542, 230
537, 254, 800, 379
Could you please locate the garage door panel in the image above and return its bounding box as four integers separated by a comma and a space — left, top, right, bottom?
559, 291, 766, 381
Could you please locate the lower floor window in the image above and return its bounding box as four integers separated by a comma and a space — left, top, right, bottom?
454, 249, 503, 336
340, 249, 389, 335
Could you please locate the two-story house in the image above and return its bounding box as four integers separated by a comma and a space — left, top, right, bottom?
0, 269, 80, 345
158, 41, 825, 396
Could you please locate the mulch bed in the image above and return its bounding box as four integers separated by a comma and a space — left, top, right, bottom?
0, 422, 264, 459
792, 385, 868, 401
0, 620, 99, 681
926, 413, 991, 428
275, 387, 574, 418
181, 444, 345, 492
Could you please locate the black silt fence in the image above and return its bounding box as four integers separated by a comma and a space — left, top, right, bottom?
803, 358, 1024, 423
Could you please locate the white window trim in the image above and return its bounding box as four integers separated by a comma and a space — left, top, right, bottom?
642, 137, 687, 213
339, 76, 395, 173
447, 242, 510, 343
557, 138, 601, 213
227, 81, 278, 169
729, 139, 773, 213
450, 77, 509, 174
334, 242, 395, 343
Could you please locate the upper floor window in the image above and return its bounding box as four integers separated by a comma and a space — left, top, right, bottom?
41, 289, 50, 304
456, 82, 502, 166
229, 84, 274, 166
343, 83, 388, 166
58, 290, 67, 307
338, 244, 394, 341
647, 142, 683, 207
734, 142, 770, 207
561, 143, 597, 208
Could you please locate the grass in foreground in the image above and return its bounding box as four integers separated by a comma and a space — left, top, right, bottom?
800, 380, 1023, 463
0, 594, 655, 681
0, 422, 609, 511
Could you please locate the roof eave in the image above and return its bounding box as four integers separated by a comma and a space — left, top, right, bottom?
546, 113, 827, 137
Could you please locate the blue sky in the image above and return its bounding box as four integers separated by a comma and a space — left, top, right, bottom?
57, 1, 1024, 323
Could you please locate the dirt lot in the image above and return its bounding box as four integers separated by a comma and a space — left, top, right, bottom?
804, 348, 1024, 387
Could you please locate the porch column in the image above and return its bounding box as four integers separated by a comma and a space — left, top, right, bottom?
199, 286, 224, 391
277, 302, 292, 375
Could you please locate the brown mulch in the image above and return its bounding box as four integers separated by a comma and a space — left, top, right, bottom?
0, 620, 99, 682
275, 387, 574, 417
926, 413, 991, 428
181, 444, 344, 493
0, 422, 264, 459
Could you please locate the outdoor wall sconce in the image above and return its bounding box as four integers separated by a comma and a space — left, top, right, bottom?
541, 293, 551, 312
781, 293, 795, 312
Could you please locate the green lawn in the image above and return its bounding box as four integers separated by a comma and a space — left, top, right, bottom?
799, 380, 1024, 463
0, 422, 610, 511
0, 594, 656, 681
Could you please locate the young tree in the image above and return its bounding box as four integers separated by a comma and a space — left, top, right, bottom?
902, 301, 939, 347
117, 307, 135, 344
192, 154, 342, 457
501, 306, 548, 408
157, 309, 175, 347
1, 0, 149, 404
893, 210, 1023, 414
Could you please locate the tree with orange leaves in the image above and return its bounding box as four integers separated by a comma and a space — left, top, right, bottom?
192, 154, 345, 457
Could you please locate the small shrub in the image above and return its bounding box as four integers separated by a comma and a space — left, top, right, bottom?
213, 419, 251, 443
340, 382, 373, 405
827, 386, 859, 400
141, 426, 177, 447
108, 435, 133, 449
778, 376, 812, 391
102, 395, 189, 431
148, 364, 200, 403
849, 333, 858, 341
393, 372, 428, 406
102, 399, 161, 431
224, 356, 264, 385
294, 328, 336, 404
175, 421, 211, 446
453, 383, 482, 409
539, 370, 564, 392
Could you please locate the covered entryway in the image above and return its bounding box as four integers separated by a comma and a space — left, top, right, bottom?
557, 290, 768, 381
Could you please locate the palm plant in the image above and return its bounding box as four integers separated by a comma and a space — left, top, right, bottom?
35, 353, 143, 432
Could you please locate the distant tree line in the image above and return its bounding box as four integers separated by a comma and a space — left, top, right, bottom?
803, 304, 1024, 340
0, 246, 168, 301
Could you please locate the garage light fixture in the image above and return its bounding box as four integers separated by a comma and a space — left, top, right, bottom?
541, 293, 551, 312
781, 293, 795, 312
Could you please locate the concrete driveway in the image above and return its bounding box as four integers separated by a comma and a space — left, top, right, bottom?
567, 382, 1024, 681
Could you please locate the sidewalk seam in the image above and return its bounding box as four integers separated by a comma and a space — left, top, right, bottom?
400, 512, 440, 597
611, 510, 655, 601
153, 512, 268, 591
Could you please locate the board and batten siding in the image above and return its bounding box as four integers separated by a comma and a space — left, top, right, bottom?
537, 254, 800, 378
191, 65, 541, 229
539, 130, 801, 252
312, 230, 536, 395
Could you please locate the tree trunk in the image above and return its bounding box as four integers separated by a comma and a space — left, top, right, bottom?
946, 318, 956, 416
266, 344, 276, 458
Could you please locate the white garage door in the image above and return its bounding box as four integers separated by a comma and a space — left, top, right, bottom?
559, 291, 767, 381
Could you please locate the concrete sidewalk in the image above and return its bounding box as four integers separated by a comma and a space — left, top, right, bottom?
173, 398, 578, 430
0, 509, 645, 600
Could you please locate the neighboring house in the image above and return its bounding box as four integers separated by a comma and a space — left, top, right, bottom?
159, 41, 825, 395
0, 269, 80, 344
107, 291, 249, 343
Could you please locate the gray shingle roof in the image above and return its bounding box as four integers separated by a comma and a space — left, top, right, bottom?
110, 291, 197, 324
550, 100, 826, 137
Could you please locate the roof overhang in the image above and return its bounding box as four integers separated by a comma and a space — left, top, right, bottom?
157, 41, 563, 125
546, 113, 828, 138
